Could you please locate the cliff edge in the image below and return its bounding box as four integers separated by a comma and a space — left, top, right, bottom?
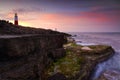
0, 20, 68, 80
0, 20, 70, 36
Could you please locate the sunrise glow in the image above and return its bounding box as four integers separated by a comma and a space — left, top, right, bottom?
0, 0, 120, 32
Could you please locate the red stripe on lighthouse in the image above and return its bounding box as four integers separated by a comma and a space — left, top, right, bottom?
15, 21, 18, 25
14, 13, 18, 25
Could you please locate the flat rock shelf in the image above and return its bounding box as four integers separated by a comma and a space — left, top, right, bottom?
46, 43, 115, 80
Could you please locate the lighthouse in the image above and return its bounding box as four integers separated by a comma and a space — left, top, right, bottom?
14, 13, 18, 25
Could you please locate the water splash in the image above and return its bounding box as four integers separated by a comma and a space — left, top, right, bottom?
69, 32, 120, 80
92, 52, 120, 80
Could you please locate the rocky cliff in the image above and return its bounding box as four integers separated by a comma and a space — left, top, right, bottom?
0, 20, 68, 80
0, 34, 66, 80
0, 20, 115, 80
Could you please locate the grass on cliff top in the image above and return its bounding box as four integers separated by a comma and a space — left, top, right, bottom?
46, 46, 85, 78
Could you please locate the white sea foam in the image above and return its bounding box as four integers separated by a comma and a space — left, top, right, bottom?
76, 42, 96, 46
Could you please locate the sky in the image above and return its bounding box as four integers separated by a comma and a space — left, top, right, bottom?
0, 0, 120, 32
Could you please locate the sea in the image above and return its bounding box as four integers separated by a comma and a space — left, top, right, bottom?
68, 32, 120, 80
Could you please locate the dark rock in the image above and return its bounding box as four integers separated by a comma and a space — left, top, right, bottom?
0, 35, 66, 59
0, 34, 67, 80
48, 48, 66, 61
48, 73, 67, 80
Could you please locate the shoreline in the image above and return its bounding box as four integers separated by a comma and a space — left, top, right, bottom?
46, 39, 115, 80
69, 34, 119, 80
72, 36, 116, 80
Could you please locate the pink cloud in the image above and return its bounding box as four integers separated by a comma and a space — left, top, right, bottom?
79, 10, 120, 24
5, 9, 119, 32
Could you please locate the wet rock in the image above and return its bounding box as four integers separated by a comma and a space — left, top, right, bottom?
77, 45, 115, 80
97, 70, 120, 80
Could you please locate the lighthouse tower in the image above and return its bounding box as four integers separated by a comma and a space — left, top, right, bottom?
14, 13, 18, 25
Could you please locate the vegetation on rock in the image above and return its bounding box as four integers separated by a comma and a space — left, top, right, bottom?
46, 43, 114, 80
46, 46, 85, 78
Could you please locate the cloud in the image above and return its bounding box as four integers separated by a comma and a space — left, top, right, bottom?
12, 7, 46, 14
0, 0, 120, 32
80, 11, 120, 24
91, 5, 120, 13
